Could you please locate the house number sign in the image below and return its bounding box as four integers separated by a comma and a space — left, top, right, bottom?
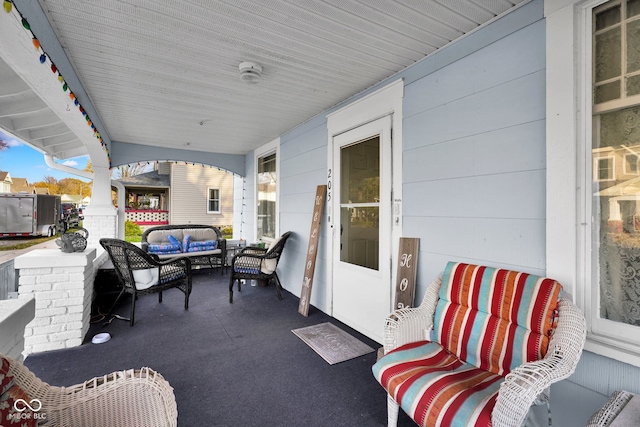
298, 185, 327, 317
395, 238, 419, 310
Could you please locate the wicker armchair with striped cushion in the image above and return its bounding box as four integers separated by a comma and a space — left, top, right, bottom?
1, 354, 177, 427
372, 261, 586, 427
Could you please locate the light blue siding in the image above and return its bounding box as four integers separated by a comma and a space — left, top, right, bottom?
238, 0, 640, 416
258, 0, 548, 313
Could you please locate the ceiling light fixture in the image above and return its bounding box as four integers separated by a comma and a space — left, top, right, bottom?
239, 61, 262, 84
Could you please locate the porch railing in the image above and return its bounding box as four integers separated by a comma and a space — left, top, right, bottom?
125, 209, 169, 225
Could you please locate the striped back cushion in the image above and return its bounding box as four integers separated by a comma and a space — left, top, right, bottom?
433, 262, 562, 376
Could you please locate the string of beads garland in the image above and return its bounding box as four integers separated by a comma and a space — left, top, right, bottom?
3, 0, 111, 167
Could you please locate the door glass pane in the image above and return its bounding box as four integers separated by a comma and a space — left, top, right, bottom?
593, 106, 640, 326
340, 136, 380, 270
340, 137, 380, 203
257, 152, 276, 240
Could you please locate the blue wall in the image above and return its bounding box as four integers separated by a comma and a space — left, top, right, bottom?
243, 0, 640, 409
402, 18, 547, 299
262, 0, 546, 312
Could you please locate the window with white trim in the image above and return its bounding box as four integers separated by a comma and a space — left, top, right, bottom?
624, 151, 640, 174
207, 188, 220, 213
591, 0, 640, 348
254, 136, 280, 242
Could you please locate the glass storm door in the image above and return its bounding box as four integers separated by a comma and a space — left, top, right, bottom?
332, 116, 392, 343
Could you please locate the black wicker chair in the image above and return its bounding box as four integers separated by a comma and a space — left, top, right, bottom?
99, 238, 192, 326
228, 231, 292, 303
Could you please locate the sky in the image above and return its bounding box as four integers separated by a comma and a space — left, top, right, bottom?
0, 129, 91, 183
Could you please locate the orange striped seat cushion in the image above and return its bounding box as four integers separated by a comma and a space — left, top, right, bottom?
372, 341, 502, 427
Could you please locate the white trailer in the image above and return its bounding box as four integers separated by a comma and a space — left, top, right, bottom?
0, 193, 61, 237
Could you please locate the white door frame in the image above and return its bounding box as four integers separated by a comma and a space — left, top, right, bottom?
325, 79, 404, 339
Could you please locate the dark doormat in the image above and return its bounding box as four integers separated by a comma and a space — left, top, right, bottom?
292, 322, 374, 365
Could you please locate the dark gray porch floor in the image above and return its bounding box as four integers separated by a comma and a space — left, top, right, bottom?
23, 269, 608, 426
24, 269, 413, 427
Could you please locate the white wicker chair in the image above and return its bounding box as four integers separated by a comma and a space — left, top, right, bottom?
380, 273, 587, 427
3, 355, 178, 427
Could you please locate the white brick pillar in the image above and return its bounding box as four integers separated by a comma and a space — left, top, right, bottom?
15, 248, 96, 356
82, 206, 118, 249
83, 165, 120, 248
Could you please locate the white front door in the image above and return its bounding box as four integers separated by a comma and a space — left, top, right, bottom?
331, 116, 392, 343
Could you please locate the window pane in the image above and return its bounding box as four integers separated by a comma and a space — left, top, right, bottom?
628, 19, 640, 73
595, 80, 622, 103
596, 5, 621, 31
628, 0, 640, 18
339, 136, 380, 270
626, 153, 640, 174
340, 206, 379, 270
594, 106, 640, 327
208, 189, 219, 212
627, 74, 640, 96
340, 137, 380, 204
257, 153, 276, 240
595, 28, 622, 83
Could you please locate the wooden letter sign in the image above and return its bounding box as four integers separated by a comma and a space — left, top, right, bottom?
394, 238, 419, 310
298, 185, 327, 317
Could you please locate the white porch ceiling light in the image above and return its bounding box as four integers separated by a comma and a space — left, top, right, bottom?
239, 61, 262, 84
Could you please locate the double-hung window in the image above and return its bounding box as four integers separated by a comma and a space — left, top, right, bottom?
548, 0, 640, 366
591, 0, 640, 344
207, 188, 220, 213
255, 138, 279, 242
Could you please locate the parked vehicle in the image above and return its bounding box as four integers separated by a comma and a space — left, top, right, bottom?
78, 204, 87, 220
0, 193, 61, 237
60, 203, 80, 231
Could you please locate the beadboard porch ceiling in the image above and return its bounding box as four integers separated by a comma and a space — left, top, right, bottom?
0, 0, 528, 164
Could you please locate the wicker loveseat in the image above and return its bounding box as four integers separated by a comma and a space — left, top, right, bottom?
0, 354, 177, 427
141, 224, 226, 274
372, 261, 586, 427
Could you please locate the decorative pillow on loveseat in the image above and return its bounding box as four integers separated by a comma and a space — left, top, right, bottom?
167, 235, 181, 248
182, 235, 191, 253
188, 240, 217, 251
187, 244, 217, 253
147, 243, 182, 255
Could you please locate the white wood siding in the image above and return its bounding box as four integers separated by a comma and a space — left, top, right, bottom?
169, 163, 234, 227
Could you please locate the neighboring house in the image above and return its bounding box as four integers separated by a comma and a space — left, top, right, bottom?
0, 172, 11, 193
0, 174, 37, 194
10, 178, 35, 194
116, 162, 233, 228
34, 187, 50, 195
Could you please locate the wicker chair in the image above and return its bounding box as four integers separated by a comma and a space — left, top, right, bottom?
228, 231, 292, 303
2, 354, 177, 427
372, 262, 587, 427
99, 238, 192, 326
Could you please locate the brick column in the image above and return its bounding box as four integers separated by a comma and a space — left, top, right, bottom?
15, 248, 96, 356
82, 207, 118, 249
